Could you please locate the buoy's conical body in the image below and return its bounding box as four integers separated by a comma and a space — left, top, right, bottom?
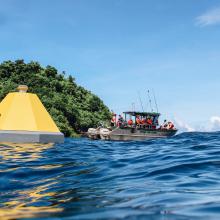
0, 87, 64, 143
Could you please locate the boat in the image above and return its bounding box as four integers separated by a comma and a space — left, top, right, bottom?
99, 128, 111, 140
87, 111, 177, 141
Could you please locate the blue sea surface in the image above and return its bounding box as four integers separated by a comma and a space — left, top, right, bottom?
1, 132, 220, 219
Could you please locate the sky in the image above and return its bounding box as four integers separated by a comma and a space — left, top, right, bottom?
1, 0, 220, 131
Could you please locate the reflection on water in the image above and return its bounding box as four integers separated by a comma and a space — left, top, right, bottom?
0, 142, 53, 161
0, 142, 63, 220
0, 202, 62, 220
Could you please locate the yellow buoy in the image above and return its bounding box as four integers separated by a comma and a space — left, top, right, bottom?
0, 85, 64, 143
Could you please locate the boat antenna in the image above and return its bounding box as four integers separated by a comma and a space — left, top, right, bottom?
152, 89, 159, 113
131, 102, 135, 111
137, 91, 144, 112
147, 90, 153, 112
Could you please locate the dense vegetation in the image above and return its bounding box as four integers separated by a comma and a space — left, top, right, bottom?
0, 60, 111, 136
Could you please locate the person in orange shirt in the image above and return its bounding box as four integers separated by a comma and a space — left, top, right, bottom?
127, 118, 133, 126
147, 117, 153, 125
141, 117, 147, 125
136, 115, 142, 125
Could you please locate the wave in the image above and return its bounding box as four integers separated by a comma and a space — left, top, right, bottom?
1, 132, 220, 219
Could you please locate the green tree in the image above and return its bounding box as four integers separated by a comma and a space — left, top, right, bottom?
0, 60, 111, 136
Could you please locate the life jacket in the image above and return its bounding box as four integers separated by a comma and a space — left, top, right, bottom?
147, 119, 152, 125
128, 119, 133, 125
142, 119, 147, 124
136, 118, 141, 124
168, 122, 174, 130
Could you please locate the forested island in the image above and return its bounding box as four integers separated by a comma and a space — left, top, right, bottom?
0, 60, 111, 136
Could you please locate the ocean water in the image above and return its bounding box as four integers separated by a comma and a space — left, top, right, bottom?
1, 132, 220, 219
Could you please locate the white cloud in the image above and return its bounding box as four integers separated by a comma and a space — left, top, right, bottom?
194, 116, 220, 132
173, 117, 195, 133
209, 116, 220, 131
173, 116, 220, 133
196, 7, 220, 26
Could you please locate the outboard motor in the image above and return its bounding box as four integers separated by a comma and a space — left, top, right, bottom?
87, 128, 100, 140
99, 128, 110, 140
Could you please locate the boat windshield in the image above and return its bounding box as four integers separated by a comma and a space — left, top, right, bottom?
119, 111, 160, 129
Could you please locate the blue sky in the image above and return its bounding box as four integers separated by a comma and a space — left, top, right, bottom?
1, 0, 220, 130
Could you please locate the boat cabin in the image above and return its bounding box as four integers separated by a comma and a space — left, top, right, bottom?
122, 111, 160, 130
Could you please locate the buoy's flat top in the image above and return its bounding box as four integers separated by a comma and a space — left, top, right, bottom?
17, 85, 28, 93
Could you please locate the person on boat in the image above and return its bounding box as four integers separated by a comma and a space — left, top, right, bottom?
161, 120, 168, 129
127, 118, 133, 126
167, 122, 174, 130
141, 117, 147, 125
110, 112, 116, 127
117, 115, 124, 127
147, 117, 153, 125
136, 115, 142, 126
